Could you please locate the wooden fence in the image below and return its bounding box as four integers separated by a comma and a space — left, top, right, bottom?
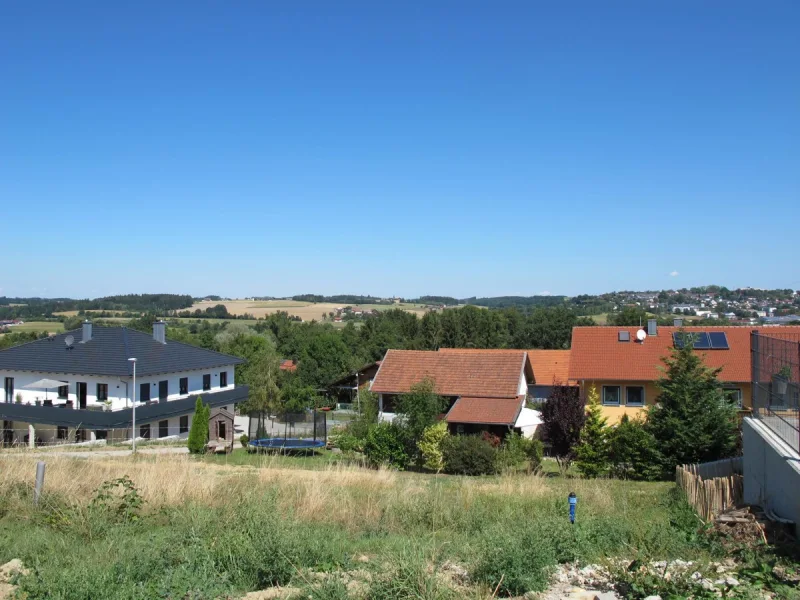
676, 457, 744, 521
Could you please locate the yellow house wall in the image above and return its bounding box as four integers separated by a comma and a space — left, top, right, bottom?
578, 380, 752, 425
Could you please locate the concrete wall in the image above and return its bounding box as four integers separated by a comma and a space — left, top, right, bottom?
742, 418, 800, 533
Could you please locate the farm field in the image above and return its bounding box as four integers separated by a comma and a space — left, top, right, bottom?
190, 299, 432, 321
1, 321, 64, 334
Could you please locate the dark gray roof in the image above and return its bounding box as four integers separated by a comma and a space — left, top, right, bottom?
0, 326, 244, 377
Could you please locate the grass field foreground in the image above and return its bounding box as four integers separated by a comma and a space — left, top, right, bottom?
2, 453, 793, 599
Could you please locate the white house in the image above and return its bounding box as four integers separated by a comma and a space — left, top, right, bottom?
0, 321, 248, 446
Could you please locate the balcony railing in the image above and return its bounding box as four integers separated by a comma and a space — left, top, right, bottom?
751, 331, 800, 453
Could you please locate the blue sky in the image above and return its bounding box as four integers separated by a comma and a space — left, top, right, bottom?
1, 1, 798, 299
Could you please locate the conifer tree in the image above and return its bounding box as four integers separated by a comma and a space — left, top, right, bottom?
574, 385, 610, 477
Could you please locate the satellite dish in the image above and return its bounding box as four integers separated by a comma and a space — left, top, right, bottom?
64, 335, 74, 347
636, 329, 647, 342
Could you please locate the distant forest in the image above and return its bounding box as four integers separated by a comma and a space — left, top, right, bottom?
0, 294, 193, 319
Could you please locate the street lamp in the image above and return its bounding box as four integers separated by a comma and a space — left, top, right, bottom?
128, 358, 137, 454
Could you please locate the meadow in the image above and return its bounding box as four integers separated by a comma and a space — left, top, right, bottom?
0, 321, 64, 334
1, 453, 793, 600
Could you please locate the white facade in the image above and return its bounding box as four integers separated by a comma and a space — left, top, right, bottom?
1, 366, 235, 410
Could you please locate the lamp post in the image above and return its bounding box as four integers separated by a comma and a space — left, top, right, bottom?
128, 357, 137, 454
355, 370, 359, 413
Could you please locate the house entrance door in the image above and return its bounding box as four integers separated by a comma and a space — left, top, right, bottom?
76, 382, 87, 408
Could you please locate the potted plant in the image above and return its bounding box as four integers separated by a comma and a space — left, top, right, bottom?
34, 399, 41, 406
103, 399, 112, 412
773, 365, 792, 396
15, 393, 23, 404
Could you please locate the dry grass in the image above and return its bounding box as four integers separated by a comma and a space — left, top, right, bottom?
0, 454, 564, 532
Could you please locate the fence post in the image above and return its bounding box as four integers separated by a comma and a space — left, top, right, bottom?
34, 461, 46, 506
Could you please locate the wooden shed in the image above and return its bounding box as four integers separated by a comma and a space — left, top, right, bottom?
207, 407, 234, 453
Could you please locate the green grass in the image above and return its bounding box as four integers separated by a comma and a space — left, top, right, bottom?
0, 454, 796, 600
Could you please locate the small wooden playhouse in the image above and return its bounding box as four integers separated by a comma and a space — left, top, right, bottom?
207, 407, 234, 453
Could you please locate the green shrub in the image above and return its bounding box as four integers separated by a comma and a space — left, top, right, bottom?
442, 435, 498, 476
330, 428, 363, 454
89, 476, 144, 523
417, 421, 449, 473
497, 431, 543, 472
363, 422, 409, 469
608, 415, 662, 481
239, 434, 249, 448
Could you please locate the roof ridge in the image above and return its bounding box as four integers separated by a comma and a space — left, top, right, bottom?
122, 326, 245, 362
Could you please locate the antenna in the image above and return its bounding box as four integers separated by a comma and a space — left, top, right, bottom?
64, 335, 75, 348
636, 329, 647, 342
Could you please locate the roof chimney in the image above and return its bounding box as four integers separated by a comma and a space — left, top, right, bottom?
81, 320, 92, 343
153, 320, 166, 344
673, 318, 683, 328
647, 319, 657, 336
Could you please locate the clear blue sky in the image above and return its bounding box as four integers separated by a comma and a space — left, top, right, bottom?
1, 1, 798, 299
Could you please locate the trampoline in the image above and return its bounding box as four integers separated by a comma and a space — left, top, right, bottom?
247, 408, 328, 454
249, 438, 326, 450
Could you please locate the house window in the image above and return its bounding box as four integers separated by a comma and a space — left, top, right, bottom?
724, 388, 743, 409
626, 386, 645, 406
159, 380, 168, 401
57, 426, 68, 440
58, 385, 68, 399
220, 371, 228, 387
140, 424, 150, 439
96, 383, 108, 401
139, 382, 150, 403
602, 386, 621, 406
3, 377, 13, 403
179, 415, 189, 434
159, 420, 169, 438
95, 430, 108, 440
179, 377, 188, 395
203, 374, 211, 391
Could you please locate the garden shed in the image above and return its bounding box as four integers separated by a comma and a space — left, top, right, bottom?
208, 407, 234, 453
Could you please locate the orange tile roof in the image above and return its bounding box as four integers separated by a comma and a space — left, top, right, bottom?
445, 396, 523, 425
438, 348, 574, 385
371, 349, 532, 398
280, 359, 297, 372
569, 326, 800, 383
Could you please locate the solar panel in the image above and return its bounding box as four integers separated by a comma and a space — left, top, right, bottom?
673, 331, 713, 349
692, 332, 711, 349
709, 331, 729, 349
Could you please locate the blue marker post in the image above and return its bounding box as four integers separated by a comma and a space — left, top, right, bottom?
568, 492, 577, 524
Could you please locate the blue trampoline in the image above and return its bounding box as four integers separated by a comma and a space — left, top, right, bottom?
249, 438, 325, 450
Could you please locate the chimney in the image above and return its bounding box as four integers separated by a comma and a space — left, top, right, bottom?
81, 320, 92, 342
153, 320, 166, 344
647, 319, 657, 336
673, 318, 683, 328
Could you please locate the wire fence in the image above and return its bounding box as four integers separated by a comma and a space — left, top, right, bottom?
751, 331, 800, 452
0, 425, 191, 449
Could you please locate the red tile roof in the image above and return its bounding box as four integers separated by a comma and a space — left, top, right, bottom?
280, 359, 297, 372
569, 326, 800, 383
371, 349, 532, 398
445, 396, 523, 425
438, 348, 574, 385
